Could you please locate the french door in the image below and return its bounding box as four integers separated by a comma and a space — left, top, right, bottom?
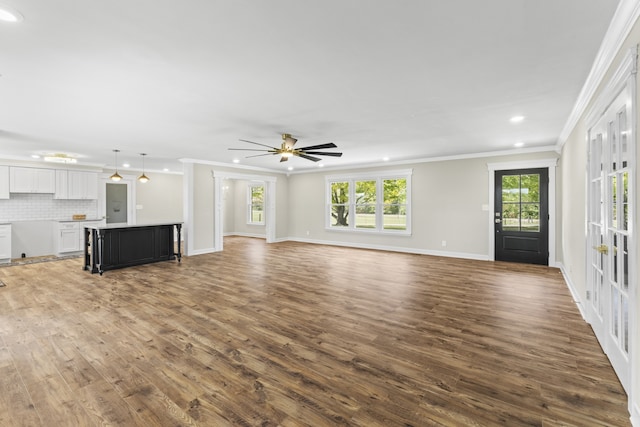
587, 87, 634, 393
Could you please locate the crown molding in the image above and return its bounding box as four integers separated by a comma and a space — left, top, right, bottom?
556, 0, 640, 150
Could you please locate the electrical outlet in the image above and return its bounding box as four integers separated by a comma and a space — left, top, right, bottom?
441, 240, 447, 247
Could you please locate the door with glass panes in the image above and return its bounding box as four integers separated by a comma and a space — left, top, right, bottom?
495, 168, 549, 265
586, 87, 633, 393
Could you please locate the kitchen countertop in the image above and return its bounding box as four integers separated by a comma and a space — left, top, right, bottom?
57, 219, 104, 223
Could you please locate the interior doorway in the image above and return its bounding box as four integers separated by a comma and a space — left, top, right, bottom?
98, 175, 136, 226
212, 171, 276, 252
106, 183, 128, 225
221, 179, 267, 240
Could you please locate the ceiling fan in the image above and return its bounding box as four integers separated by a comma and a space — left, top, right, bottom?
229, 133, 343, 163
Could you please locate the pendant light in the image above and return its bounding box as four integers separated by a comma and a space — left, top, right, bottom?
110, 149, 122, 181
138, 153, 150, 183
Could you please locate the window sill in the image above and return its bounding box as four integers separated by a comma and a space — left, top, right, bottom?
325, 227, 411, 236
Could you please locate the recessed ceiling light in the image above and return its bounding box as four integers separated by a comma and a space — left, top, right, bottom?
0, 4, 24, 22
287, 166, 293, 171
31, 154, 40, 159
163, 168, 169, 172
232, 159, 239, 164
514, 141, 525, 148
510, 115, 525, 123
383, 156, 390, 161
318, 164, 324, 168
122, 163, 130, 168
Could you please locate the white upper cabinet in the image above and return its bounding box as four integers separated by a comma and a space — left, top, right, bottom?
54, 170, 98, 200
69, 171, 98, 199
9, 167, 55, 193
0, 166, 9, 199
54, 170, 68, 199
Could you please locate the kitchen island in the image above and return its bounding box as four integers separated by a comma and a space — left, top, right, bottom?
84, 222, 181, 275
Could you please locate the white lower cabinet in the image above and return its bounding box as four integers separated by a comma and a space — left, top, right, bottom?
0, 224, 11, 263
57, 223, 80, 254
56, 220, 105, 255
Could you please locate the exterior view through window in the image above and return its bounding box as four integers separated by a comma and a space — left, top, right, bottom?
329, 174, 409, 233
501, 174, 540, 232
248, 184, 264, 224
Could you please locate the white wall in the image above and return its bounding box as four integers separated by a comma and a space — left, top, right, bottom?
287, 151, 559, 258
223, 179, 235, 234
192, 163, 215, 252
135, 172, 183, 224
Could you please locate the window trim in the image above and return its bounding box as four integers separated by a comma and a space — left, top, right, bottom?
325, 169, 412, 235
247, 183, 265, 225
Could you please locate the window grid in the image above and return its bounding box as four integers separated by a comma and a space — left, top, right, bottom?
247, 184, 265, 225
326, 171, 411, 235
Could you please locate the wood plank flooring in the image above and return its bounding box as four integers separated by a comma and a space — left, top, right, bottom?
0, 236, 629, 426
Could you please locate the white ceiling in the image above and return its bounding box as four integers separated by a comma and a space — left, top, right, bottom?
0, 0, 621, 173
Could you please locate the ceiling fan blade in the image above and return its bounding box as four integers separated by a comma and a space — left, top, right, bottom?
301, 151, 343, 157
298, 142, 337, 151
280, 156, 288, 162
239, 139, 278, 149
297, 153, 322, 162
228, 148, 273, 152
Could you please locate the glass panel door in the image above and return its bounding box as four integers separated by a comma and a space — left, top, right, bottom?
586, 89, 632, 394
494, 168, 548, 265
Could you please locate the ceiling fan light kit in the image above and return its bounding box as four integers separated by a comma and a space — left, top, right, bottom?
229, 133, 342, 164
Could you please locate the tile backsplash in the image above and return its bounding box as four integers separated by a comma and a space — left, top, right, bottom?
0, 194, 98, 221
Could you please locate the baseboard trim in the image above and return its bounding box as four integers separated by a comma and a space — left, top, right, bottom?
631, 403, 640, 427
185, 248, 217, 256
283, 237, 490, 261
224, 232, 266, 239
557, 262, 587, 321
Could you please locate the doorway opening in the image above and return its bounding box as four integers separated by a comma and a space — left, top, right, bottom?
106, 183, 128, 225
98, 175, 136, 226
212, 171, 276, 252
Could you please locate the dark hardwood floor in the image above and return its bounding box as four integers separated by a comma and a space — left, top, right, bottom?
0, 236, 629, 426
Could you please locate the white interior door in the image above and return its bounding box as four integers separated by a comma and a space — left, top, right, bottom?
98, 175, 136, 226
587, 87, 633, 393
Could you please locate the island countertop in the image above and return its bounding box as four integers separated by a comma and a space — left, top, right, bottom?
83, 222, 183, 230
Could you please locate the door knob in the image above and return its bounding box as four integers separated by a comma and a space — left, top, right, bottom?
495, 219, 501, 223
594, 244, 609, 255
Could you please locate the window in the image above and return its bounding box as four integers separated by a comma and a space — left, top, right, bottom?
501, 174, 540, 232
330, 181, 349, 227
383, 178, 407, 230
326, 170, 411, 234
248, 184, 264, 225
